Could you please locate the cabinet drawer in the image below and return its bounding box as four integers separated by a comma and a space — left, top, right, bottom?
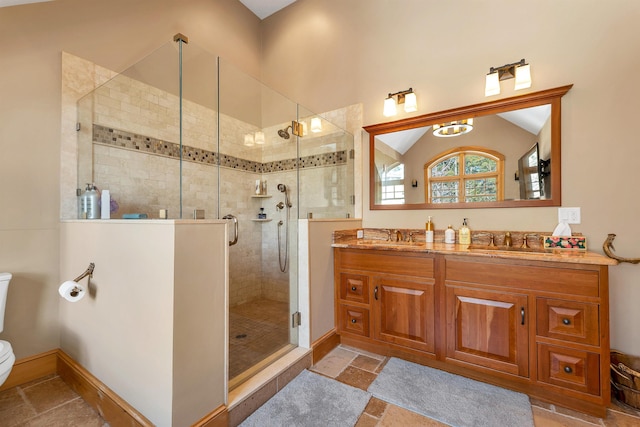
340, 273, 369, 304
337, 249, 434, 278
537, 343, 600, 396
339, 304, 370, 337
445, 259, 600, 297
537, 298, 599, 345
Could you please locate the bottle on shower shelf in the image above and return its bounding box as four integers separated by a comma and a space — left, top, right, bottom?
79, 183, 99, 219
258, 207, 267, 219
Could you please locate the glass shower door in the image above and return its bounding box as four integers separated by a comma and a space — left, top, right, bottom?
218, 59, 299, 387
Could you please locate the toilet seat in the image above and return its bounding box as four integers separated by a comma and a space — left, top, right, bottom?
0, 340, 12, 364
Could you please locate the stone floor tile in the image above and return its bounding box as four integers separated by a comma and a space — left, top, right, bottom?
21, 377, 78, 414
355, 412, 379, 427
23, 397, 105, 427
532, 406, 601, 427
604, 407, 640, 427
335, 365, 378, 391
351, 354, 384, 373
364, 397, 387, 418
310, 346, 358, 378
379, 404, 449, 426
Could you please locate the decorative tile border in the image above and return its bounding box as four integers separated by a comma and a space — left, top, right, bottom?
93, 124, 346, 172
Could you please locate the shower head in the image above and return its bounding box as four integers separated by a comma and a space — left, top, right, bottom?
278, 126, 291, 139
277, 183, 292, 208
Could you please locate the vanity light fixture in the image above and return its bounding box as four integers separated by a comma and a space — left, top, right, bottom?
311, 117, 322, 133
485, 59, 531, 96
433, 118, 474, 137
383, 88, 417, 117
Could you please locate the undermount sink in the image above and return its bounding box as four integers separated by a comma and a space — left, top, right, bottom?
467, 244, 549, 254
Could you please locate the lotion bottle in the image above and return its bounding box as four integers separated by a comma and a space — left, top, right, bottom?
444, 225, 456, 244
459, 218, 471, 245
425, 216, 435, 243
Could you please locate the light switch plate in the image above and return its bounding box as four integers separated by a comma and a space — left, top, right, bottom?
558, 207, 581, 224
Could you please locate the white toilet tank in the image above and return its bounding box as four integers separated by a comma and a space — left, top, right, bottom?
0, 273, 12, 333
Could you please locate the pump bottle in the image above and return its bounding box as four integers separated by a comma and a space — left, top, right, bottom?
459, 218, 471, 245
425, 216, 435, 243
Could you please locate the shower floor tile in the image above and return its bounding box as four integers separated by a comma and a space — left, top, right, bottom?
229, 298, 290, 381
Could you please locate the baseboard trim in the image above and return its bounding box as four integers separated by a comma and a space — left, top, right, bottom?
3, 349, 229, 426
192, 404, 229, 427
56, 349, 154, 427
311, 328, 340, 364
0, 349, 58, 392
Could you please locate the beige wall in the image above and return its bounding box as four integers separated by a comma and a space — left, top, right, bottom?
0, 0, 260, 359
60, 220, 227, 426
261, 0, 640, 355
3, 0, 639, 373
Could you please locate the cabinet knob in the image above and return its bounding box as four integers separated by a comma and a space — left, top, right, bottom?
564, 366, 573, 374
351, 318, 357, 324
562, 318, 571, 325
351, 286, 357, 291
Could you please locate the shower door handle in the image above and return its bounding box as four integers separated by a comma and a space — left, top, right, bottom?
223, 214, 238, 246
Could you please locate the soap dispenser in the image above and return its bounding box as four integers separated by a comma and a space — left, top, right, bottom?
425, 216, 435, 243
459, 218, 471, 245
444, 225, 456, 244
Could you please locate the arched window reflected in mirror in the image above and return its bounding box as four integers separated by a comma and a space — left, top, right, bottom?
425, 147, 504, 204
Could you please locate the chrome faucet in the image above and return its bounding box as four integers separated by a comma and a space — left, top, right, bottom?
408, 231, 417, 242
394, 230, 403, 242
383, 229, 392, 241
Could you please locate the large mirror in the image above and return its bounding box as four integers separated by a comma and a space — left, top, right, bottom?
365, 85, 572, 210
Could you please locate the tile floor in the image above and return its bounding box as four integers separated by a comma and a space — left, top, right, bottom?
0, 374, 108, 427
3, 344, 640, 426
309, 345, 640, 427
229, 298, 290, 380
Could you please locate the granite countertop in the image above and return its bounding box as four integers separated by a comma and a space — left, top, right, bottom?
332, 229, 618, 266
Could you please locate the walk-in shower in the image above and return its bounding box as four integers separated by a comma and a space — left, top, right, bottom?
72, 36, 355, 391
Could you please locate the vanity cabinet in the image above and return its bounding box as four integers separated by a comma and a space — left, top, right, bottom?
334, 247, 612, 417
334, 248, 436, 354
445, 285, 529, 377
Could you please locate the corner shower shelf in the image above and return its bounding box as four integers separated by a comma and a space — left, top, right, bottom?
251, 195, 272, 198
251, 218, 272, 222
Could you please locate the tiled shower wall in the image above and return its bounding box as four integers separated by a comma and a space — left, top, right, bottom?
74, 66, 355, 306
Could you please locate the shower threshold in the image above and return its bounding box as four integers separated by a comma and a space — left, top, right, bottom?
229, 344, 296, 391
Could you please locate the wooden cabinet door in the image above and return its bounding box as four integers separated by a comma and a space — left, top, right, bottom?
372, 276, 435, 354
446, 285, 529, 377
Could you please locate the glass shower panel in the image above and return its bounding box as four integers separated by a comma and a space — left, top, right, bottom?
175, 41, 219, 219
76, 41, 182, 219
218, 58, 299, 387
297, 106, 355, 219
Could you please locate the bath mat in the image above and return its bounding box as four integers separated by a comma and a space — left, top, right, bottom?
239, 369, 371, 427
368, 357, 534, 427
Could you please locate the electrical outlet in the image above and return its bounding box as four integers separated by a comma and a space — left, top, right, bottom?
356, 229, 364, 239
558, 207, 581, 224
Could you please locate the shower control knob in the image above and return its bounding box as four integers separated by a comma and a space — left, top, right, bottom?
276, 202, 285, 210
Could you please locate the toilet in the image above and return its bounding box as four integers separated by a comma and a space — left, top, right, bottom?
0, 273, 15, 387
